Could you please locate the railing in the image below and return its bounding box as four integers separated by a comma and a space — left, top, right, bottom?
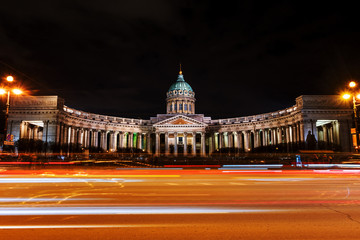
62, 104, 299, 126
211, 106, 298, 125
62, 106, 151, 125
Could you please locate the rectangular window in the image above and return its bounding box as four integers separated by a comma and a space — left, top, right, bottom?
175, 103, 177, 111
189, 104, 192, 111
184, 104, 187, 111
179, 104, 183, 111
170, 104, 172, 111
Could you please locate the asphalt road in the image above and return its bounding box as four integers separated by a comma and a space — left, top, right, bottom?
0, 168, 359, 240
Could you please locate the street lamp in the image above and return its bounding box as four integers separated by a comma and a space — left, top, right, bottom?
0, 75, 23, 145
342, 81, 360, 151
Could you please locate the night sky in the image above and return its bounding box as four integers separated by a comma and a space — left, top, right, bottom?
0, 1, 359, 119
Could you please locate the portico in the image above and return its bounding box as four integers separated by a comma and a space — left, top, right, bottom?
153, 115, 207, 156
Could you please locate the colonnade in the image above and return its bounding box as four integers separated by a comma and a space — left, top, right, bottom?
16, 120, 343, 154
57, 124, 150, 152
212, 124, 304, 152
211, 121, 341, 152
19, 122, 43, 141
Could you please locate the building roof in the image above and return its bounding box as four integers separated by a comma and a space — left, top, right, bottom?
167, 74, 193, 92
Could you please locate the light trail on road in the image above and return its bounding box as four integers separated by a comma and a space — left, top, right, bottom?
0, 168, 359, 239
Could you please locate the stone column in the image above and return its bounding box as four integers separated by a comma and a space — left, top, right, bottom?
244, 131, 250, 152
62, 125, 68, 145
223, 132, 228, 148
155, 132, 160, 155
323, 125, 328, 144
329, 124, 334, 144
148, 133, 152, 153
93, 131, 98, 148
263, 130, 268, 146
129, 132, 133, 148
174, 132, 178, 156
184, 132, 188, 156
291, 124, 297, 143
229, 132, 234, 148
238, 131, 243, 150
271, 128, 275, 145
118, 132, 123, 148
286, 127, 290, 143
165, 132, 169, 155
233, 132, 238, 150
90, 131, 94, 148
201, 132, 206, 156
277, 128, 282, 144
192, 132, 197, 155
109, 131, 115, 151
214, 133, 219, 150
80, 129, 85, 147
82, 129, 87, 148
253, 130, 258, 148
70, 127, 75, 145
219, 132, 223, 149
299, 122, 304, 143
139, 133, 143, 150
100, 131, 105, 150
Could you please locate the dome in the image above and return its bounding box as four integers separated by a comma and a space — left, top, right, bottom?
166, 68, 196, 115
167, 74, 193, 92
166, 72, 195, 99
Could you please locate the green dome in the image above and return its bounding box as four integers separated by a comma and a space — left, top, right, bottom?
168, 74, 193, 92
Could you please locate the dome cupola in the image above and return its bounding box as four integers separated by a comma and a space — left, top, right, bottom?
166, 67, 195, 114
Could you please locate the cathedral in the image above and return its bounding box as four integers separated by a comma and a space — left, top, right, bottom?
5, 69, 354, 154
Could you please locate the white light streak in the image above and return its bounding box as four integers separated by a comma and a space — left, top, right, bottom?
0, 206, 278, 216
0, 178, 143, 183
0, 224, 169, 229
0, 198, 102, 202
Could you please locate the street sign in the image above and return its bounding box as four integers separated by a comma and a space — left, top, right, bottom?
4, 134, 14, 145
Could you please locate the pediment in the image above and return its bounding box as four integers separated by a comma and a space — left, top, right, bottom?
153, 115, 207, 127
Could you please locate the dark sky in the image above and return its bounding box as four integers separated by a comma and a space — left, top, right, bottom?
0, 1, 359, 119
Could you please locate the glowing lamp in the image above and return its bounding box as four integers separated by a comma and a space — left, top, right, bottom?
12, 89, 22, 95
357, 94, 360, 100
6, 76, 14, 82
0, 89, 6, 95
343, 93, 351, 99
349, 81, 356, 88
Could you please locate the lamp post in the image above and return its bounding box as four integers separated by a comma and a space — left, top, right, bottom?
0, 75, 23, 145
342, 81, 360, 151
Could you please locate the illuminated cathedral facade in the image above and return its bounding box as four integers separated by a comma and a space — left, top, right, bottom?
5, 69, 354, 155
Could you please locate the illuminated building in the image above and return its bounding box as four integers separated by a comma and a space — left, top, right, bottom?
5, 69, 354, 154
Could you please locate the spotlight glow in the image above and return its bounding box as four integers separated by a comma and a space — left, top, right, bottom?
342, 93, 351, 99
